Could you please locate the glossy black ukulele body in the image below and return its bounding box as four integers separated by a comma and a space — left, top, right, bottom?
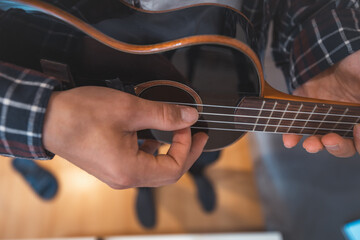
0, 0, 264, 151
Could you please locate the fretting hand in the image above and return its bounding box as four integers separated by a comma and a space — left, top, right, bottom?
43, 86, 208, 189
283, 50, 360, 157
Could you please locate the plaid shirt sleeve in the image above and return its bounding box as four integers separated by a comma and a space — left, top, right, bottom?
272, 0, 360, 92
0, 62, 59, 160
0, 2, 82, 160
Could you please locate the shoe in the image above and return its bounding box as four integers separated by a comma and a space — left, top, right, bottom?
12, 158, 58, 200
135, 187, 156, 228
189, 151, 220, 175
192, 173, 216, 212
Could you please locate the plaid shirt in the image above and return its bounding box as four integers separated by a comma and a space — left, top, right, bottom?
0, 62, 58, 159
0, 0, 359, 159
270, 0, 360, 91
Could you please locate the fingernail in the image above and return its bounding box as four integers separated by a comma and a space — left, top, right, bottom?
180, 107, 198, 123
307, 147, 322, 154
284, 143, 293, 149
325, 144, 340, 151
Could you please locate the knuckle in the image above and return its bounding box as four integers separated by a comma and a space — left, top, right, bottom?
168, 177, 180, 185
165, 167, 184, 185
106, 166, 136, 189
159, 104, 170, 126
175, 174, 183, 183
172, 168, 184, 182
107, 182, 125, 190
116, 174, 135, 188
159, 104, 180, 126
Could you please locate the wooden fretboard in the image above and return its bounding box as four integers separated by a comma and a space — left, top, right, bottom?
235, 97, 360, 137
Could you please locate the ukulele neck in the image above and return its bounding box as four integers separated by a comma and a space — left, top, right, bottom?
235, 97, 360, 138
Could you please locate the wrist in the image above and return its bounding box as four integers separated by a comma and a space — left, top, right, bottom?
42, 91, 63, 154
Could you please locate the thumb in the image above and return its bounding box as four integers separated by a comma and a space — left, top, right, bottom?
130, 99, 199, 131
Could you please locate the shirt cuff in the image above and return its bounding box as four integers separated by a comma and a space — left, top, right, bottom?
288, 8, 360, 91
0, 61, 59, 160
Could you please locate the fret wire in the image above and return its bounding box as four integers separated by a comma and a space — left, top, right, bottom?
191, 126, 353, 137
314, 106, 333, 135
199, 112, 356, 125
300, 105, 317, 134
330, 108, 349, 133
345, 116, 360, 137
164, 101, 360, 118
253, 100, 266, 131
287, 104, 303, 133
275, 102, 290, 133
264, 101, 278, 132
196, 119, 354, 133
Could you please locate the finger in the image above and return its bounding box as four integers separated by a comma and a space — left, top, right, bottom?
302, 135, 324, 153
139, 139, 161, 155
181, 132, 209, 172
163, 127, 193, 169
135, 128, 193, 186
153, 130, 208, 184
353, 125, 360, 154
135, 129, 208, 187
130, 98, 199, 131
292, 85, 306, 96
321, 133, 356, 158
283, 134, 303, 148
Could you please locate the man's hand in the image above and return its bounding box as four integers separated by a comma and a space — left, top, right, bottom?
43, 86, 208, 189
283, 50, 360, 158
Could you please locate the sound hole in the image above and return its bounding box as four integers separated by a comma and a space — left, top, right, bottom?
138, 84, 204, 144
139, 85, 196, 105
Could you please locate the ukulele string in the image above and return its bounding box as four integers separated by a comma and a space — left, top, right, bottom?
162, 101, 360, 119
158, 102, 359, 134
198, 112, 355, 125
189, 126, 353, 138
194, 119, 354, 132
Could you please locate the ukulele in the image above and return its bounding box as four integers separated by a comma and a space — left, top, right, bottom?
2, 0, 360, 151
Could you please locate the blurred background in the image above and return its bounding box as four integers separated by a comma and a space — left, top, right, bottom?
0, 136, 266, 238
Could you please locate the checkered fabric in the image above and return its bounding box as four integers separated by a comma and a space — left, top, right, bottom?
123, 0, 360, 91
271, 0, 360, 91
0, 0, 359, 159
0, 62, 58, 159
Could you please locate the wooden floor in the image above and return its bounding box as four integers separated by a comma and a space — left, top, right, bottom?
0, 135, 264, 239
